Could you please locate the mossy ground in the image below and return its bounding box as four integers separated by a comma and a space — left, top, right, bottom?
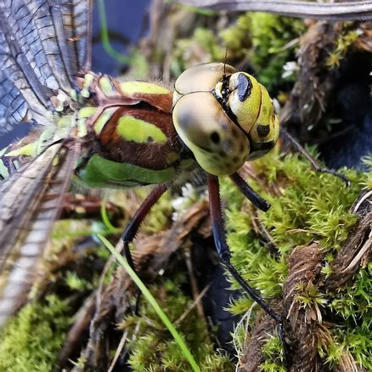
0, 151, 369, 371
222, 148, 371, 370
0, 7, 370, 372
0, 295, 72, 372
124, 273, 234, 371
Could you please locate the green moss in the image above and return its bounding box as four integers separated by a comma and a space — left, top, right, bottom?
326, 25, 360, 69
128, 49, 150, 79
220, 147, 370, 370
0, 295, 72, 372
125, 274, 234, 371
221, 13, 305, 91
220, 15, 252, 57
362, 155, 372, 188
65, 271, 94, 291
246, 147, 359, 253
337, 324, 372, 369
261, 336, 285, 372
172, 28, 224, 77
318, 317, 372, 370
169, 11, 305, 91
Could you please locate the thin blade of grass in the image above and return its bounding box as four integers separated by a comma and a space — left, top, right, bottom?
97, 234, 200, 372
97, 0, 131, 65
100, 197, 120, 234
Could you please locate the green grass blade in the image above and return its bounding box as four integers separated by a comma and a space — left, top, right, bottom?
100, 197, 120, 234
97, 0, 131, 65
97, 234, 200, 372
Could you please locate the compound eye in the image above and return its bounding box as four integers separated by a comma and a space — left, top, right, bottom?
236, 73, 252, 102
227, 72, 262, 133
174, 62, 236, 97
172, 92, 250, 175
248, 85, 280, 160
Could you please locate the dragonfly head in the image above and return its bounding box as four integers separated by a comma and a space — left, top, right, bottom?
172, 63, 279, 176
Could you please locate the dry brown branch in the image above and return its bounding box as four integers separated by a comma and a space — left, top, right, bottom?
326, 211, 371, 290
177, 0, 372, 21
283, 243, 325, 372
237, 313, 276, 371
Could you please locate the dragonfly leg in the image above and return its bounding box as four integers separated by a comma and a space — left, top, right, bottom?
122, 184, 168, 313
281, 127, 350, 186
230, 172, 270, 211
207, 174, 286, 353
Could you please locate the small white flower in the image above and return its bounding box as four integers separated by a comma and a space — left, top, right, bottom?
282, 61, 299, 79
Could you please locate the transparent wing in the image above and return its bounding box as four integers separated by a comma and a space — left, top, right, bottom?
0, 0, 93, 324
0, 141, 81, 325
0, 0, 92, 133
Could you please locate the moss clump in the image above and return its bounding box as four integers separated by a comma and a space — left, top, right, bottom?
220, 148, 370, 369
326, 25, 360, 69
125, 274, 234, 371
0, 295, 72, 372
261, 336, 286, 372
219, 14, 252, 58
325, 265, 372, 369
172, 27, 224, 77
221, 13, 305, 91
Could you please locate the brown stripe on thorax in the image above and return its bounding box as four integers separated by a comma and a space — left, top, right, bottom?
98, 106, 182, 170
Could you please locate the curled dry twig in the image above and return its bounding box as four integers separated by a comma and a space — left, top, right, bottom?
177, 0, 372, 21
237, 312, 277, 371
326, 210, 371, 290
283, 243, 325, 372
280, 21, 341, 140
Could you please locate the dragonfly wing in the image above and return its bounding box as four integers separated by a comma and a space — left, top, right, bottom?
59, 0, 93, 73
0, 0, 92, 132
0, 141, 81, 325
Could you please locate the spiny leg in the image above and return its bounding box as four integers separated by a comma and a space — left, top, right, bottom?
230, 172, 270, 212
281, 127, 350, 186
207, 174, 284, 343
122, 184, 168, 313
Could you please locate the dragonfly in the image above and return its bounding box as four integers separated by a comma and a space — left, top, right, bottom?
0, 0, 350, 343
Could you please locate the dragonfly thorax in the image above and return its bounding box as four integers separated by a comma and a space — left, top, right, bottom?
74, 73, 195, 188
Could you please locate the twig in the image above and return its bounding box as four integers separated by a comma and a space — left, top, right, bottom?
175, 284, 210, 324
177, 0, 372, 21
184, 248, 206, 318
108, 330, 128, 372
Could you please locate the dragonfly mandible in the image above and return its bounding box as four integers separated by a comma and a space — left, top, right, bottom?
0, 0, 283, 336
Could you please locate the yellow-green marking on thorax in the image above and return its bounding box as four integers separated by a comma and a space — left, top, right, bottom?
99, 76, 116, 96
81, 73, 95, 98
117, 116, 168, 144
120, 81, 170, 95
